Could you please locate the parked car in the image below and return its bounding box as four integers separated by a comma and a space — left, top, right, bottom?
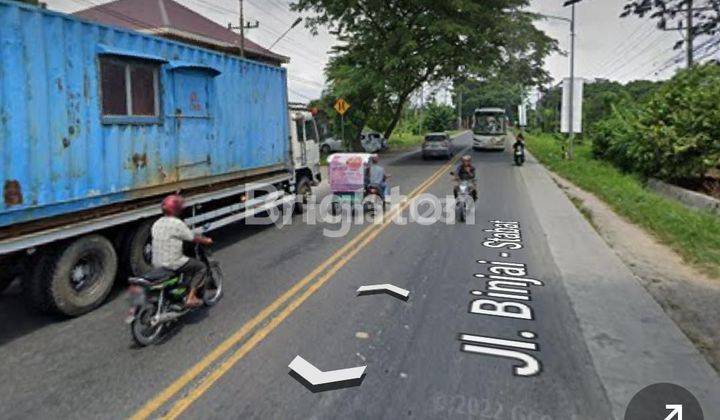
422, 132, 454, 159
360, 131, 389, 153
320, 131, 389, 154
320, 137, 344, 155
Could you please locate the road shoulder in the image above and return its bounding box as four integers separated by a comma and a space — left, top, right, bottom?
550, 172, 720, 374
519, 153, 720, 420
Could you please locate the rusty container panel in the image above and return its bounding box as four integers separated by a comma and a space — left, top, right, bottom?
0, 1, 290, 228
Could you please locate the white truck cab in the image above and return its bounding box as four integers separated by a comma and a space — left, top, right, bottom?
288, 104, 322, 211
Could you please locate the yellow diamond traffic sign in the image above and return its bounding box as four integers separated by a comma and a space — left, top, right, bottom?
334, 98, 351, 116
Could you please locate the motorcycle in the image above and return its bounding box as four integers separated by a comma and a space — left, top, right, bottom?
363, 183, 386, 216
455, 180, 472, 223
514, 144, 526, 166
126, 244, 223, 346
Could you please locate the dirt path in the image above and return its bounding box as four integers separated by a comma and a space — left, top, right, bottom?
551, 173, 720, 373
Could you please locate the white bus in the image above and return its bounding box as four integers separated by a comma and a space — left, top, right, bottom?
472, 107, 509, 150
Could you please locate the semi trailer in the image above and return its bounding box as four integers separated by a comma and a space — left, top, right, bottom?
0, 1, 321, 316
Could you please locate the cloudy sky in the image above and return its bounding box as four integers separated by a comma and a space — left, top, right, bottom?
45, 0, 706, 102
532, 0, 697, 84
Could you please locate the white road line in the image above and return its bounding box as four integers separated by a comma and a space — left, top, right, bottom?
356, 284, 411, 300
288, 356, 366, 386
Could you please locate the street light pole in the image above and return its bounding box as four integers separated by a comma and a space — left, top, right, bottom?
568, 3, 576, 159
686, 0, 694, 67
418, 84, 424, 134
537, 7, 577, 159
457, 90, 463, 129
269, 18, 303, 50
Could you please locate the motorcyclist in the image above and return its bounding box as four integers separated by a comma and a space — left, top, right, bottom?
453, 155, 478, 201
513, 133, 526, 164
513, 133, 526, 153
151, 194, 213, 308
366, 155, 390, 198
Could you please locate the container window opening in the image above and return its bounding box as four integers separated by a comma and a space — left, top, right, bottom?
130, 66, 156, 116
100, 57, 160, 122
100, 61, 127, 115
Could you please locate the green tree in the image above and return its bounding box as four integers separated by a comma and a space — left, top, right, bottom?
424, 103, 455, 132
533, 78, 661, 135
591, 63, 720, 181
453, 76, 526, 122
292, 0, 556, 147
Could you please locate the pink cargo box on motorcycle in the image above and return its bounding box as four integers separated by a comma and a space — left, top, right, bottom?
328, 153, 374, 215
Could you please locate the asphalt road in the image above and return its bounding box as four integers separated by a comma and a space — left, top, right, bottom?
0, 132, 716, 419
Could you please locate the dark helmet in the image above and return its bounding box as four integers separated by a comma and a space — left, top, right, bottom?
161, 194, 185, 216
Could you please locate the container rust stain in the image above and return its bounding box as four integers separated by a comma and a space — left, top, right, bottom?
132, 153, 148, 169
3, 180, 23, 206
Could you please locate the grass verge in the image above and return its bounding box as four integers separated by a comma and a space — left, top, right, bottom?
528, 133, 720, 277
388, 132, 424, 150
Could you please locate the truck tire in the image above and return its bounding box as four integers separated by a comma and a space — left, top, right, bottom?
294, 177, 312, 215
0, 274, 14, 294
24, 235, 118, 316
121, 219, 155, 277
0, 258, 21, 294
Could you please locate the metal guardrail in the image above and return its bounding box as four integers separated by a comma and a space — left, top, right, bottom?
0, 174, 292, 255
186, 190, 286, 227
199, 195, 296, 233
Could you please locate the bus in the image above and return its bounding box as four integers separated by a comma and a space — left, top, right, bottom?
472, 108, 509, 150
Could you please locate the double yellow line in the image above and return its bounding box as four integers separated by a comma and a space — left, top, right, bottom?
131, 152, 463, 420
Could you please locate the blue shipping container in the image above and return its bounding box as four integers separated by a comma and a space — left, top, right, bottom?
0, 0, 290, 228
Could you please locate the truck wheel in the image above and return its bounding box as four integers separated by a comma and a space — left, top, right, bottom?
24, 235, 118, 316
0, 275, 14, 294
121, 220, 155, 277
294, 177, 312, 215
0, 258, 21, 294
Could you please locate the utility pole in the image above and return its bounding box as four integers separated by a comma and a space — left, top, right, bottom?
228, 0, 259, 58
239, 0, 245, 57
658, 0, 715, 68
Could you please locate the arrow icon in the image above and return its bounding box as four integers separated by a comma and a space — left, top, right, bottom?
356, 284, 410, 300
288, 355, 366, 388
664, 404, 682, 420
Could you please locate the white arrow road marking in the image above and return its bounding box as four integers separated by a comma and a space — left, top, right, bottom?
664, 404, 683, 420
356, 284, 410, 300
288, 356, 366, 386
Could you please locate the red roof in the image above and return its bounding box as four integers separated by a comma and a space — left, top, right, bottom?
74, 0, 288, 65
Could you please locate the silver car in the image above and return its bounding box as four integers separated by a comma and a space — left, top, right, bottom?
320, 132, 389, 154
422, 132, 454, 159
320, 137, 344, 155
